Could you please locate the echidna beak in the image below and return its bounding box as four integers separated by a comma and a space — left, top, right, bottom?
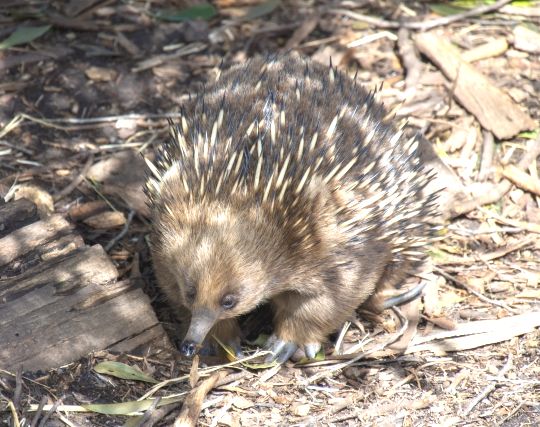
180, 308, 218, 358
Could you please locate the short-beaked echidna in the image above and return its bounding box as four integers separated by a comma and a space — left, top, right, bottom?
145, 53, 439, 362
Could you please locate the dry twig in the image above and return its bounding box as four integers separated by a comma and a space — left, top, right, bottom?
304, 307, 409, 384
330, 0, 513, 31
105, 209, 136, 252
434, 267, 519, 314
463, 354, 513, 416
53, 153, 95, 202
448, 137, 540, 218
174, 370, 229, 427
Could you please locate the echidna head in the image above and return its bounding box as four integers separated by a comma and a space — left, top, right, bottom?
151, 204, 275, 356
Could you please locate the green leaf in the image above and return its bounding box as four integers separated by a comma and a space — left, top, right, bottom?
94, 361, 158, 384
212, 335, 239, 362
83, 396, 183, 415
451, 0, 493, 8
429, 4, 468, 16
213, 334, 278, 369
296, 348, 325, 365
154, 4, 217, 22
243, 0, 280, 20
518, 130, 539, 139
248, 333, 270, 348
241, 360, 279, 369
430, 0, 527, 15
0, 25, 51, 50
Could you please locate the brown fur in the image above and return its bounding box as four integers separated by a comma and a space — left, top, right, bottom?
147, 53, 438, 352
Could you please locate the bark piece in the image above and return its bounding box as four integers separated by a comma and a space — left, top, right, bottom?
415, 31, 536, 139
86, 150, 149, 217
0, 199, 39, 239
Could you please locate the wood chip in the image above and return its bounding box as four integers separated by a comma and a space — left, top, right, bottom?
13, 185, 54, 217
83, 211, 126, 229
513, 25, 540, 53
68, 200, 109, 221
291, 403, 311, 417
415, 31, 536, 139
231, 395, 254, 410
501, 164, 540, 196
461, 38, 508, 62
175, 370, 229, 427
85, 66, 117, 82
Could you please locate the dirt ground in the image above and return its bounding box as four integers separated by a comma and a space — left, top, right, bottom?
1, 0, 540, 426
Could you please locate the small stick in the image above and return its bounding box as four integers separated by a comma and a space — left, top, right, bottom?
449, 136, 540, 218
333, 321, 351, 355
30, 396, 48, 427
133, 396, 161, 427
477, 131, 495, 181
105, 209, 135, 252
434, 267, 519, 314
305, 307, 409, 384
140, 402, 182, 427
38, 396, 63, 427
0, 140, 34, 156
397, 28, 423, 95
53, 153, 94, 202
502, 164, 540, 196
463, 354, 512, 416
174, 370, 229, 427
330, 0, 513, 31
13, 366, 22, 409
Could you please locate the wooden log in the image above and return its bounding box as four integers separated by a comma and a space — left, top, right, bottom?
0, 200, 172, 373
0, 245, 170, 372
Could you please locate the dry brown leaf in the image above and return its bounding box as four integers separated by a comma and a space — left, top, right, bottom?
513, 25, 540, 53
13, 185, 54, 218
515, 289, 540, 299
291, 403, 310, 417
85, 66, 117, 82
231, 395, 254, 410
83, 211, 126, 229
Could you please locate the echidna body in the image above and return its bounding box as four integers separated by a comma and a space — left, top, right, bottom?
146, 54, 438, 362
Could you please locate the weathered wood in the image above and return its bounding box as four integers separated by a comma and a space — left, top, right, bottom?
0, 245, 118, 304
0, 198, 39, 239
0, 200, 172, 373
0, 214, 82, 267
415, 31, 536, 140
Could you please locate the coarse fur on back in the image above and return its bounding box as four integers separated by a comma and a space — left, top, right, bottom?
145, 52, 439, 361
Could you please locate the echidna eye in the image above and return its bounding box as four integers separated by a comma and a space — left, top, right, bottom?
221, 294, 237, 310
185, 288, 196, 302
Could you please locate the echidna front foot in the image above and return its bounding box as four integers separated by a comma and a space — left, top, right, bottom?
264, 334, 298, 363
264, 335, 322, 363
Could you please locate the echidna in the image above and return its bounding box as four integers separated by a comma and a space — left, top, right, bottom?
145, 53, 438, 363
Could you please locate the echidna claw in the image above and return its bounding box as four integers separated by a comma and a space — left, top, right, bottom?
264, 335, 298, 363
304, 342, 321, 359
229, 339, 244, 358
